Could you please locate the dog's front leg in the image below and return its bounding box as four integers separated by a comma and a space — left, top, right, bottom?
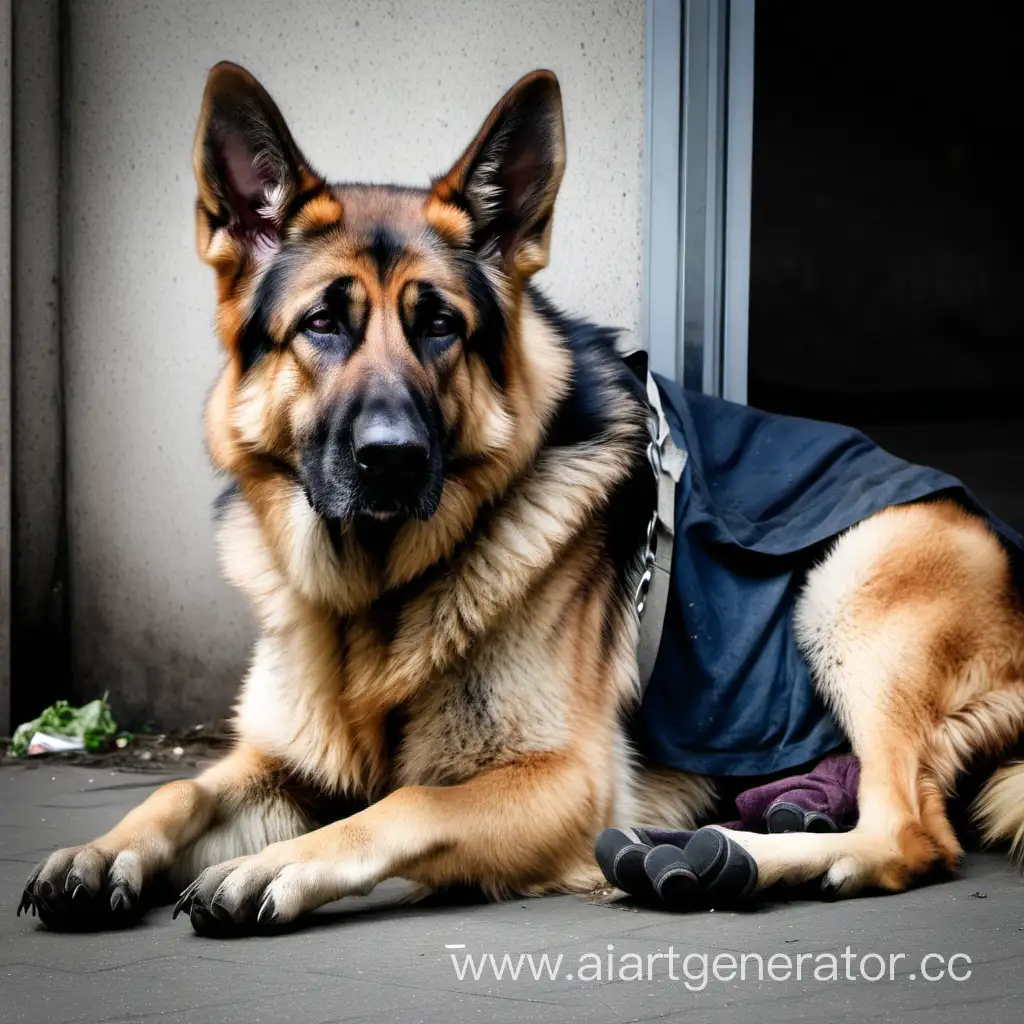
18, 744, 305, 929
179, 751, 601, 934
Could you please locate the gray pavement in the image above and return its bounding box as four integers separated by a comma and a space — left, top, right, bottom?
0, 764, 1021, 1024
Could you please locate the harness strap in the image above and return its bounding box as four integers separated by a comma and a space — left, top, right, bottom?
617, 344, 686, 695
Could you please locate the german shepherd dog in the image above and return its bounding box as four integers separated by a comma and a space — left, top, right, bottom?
18, 65, 1024, 933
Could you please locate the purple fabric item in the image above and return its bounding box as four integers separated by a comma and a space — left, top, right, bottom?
729, 753, 861, 831
632, 755, 862, 849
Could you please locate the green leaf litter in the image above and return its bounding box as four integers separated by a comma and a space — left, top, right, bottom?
8, 696, 120, 757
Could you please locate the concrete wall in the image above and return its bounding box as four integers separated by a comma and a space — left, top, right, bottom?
1, 0, 11, 735
10, 0, 64, 729
62, 0, 646, 727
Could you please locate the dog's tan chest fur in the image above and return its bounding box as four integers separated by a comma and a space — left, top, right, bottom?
224, 487, 607, 799
396, 606, 575, 787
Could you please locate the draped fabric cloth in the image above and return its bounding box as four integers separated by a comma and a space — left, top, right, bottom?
635, 378, 1024, 777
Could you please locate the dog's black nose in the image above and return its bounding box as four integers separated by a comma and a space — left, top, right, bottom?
352, 413, 429, 481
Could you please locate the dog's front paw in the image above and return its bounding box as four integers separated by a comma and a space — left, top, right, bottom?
173, 848, 319, 937
17, 845, 144, 930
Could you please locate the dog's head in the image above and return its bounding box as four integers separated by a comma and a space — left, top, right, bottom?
195, 63, 566, 525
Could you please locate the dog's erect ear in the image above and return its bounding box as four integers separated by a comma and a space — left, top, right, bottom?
193, 62, 322, 268
433, 70, 565, 277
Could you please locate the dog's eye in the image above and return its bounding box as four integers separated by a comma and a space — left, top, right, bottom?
303, 312, 339, 336
426, 313, 456, 339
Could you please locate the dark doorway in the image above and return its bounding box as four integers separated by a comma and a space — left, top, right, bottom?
748, 1, 1023, 531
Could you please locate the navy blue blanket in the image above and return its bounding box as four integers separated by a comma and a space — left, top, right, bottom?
635, 377, 1024, 777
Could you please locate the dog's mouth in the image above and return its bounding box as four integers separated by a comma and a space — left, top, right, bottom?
301, 461, 444, 525
355, 488, 443, 522
355, 459, 443, 520
361, 505, 402, 521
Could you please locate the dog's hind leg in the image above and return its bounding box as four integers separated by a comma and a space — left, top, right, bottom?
18, 743, 311, 929
718, 726, 956, 897
705, 503, 1024, 899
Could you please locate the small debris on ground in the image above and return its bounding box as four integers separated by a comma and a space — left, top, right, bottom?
3, 712, 231, 771
25, 732, 85, 755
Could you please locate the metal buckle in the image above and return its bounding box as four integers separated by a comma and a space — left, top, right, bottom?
634, 509, 659, 617
634, 565, 653, 617
646, 439, 662, 476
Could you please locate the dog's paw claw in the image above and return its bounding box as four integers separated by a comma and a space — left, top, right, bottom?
188, 899, 243, 938
820, 874, 841, 899
172, 876, 203, 920
256, 892, 278, 928
16, 889, 34, 917
16, 865, 43, 917
109, 883, 136, 916
188, 902, 214, 933
209, 897, 234, 925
